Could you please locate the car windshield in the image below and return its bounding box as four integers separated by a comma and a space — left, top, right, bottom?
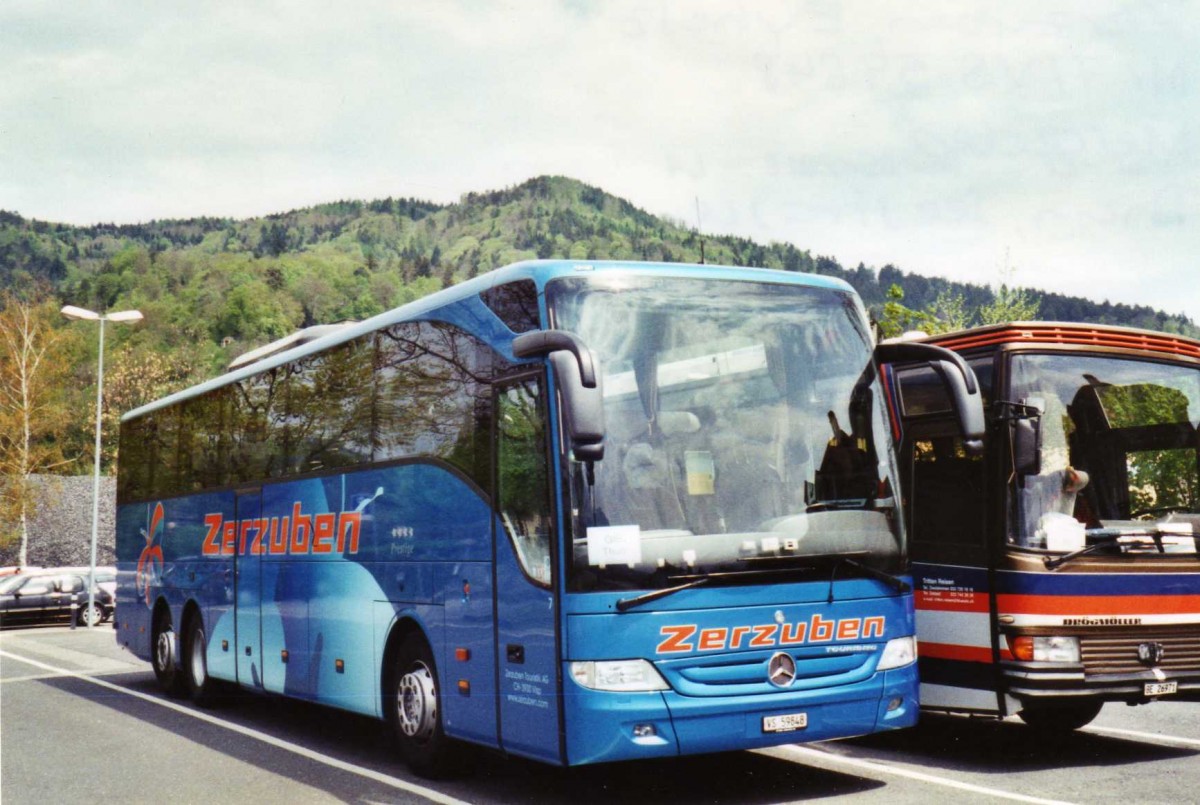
0, 575, 28, 594
547, 274, 904, 592
1008, 353, 1200, 553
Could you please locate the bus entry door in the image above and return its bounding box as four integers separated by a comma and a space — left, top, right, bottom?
234, 489, 264, 688
493, 376, 563, 764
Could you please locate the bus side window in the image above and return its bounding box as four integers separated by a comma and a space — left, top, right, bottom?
896, 354, 992, 555
909, 436, 986, 548
481, 279, 541, 333
497, 378, 554, 586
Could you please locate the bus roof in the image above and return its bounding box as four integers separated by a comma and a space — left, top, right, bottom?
122, 259, 855, 423
917, 321, 1200, 361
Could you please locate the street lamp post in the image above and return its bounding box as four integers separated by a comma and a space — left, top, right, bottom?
62, 305, 143, 628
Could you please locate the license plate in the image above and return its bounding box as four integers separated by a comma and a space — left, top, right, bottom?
1145, 681, 1178, 697
763, 712, 808, 733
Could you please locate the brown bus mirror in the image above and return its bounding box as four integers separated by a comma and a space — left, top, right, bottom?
513, 329, 605, 463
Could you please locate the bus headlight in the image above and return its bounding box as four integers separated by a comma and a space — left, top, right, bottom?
877, 636, 917, 670
570, 659, 669, 692
1011, 636, 1080, 663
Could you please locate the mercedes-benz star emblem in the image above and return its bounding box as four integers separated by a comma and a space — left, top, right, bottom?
768, 651, 797, 688
1138, 642, 1165, 665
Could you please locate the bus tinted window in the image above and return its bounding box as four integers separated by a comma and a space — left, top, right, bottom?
178, 390, 228, 493
910, 436, 986, 546
118, 413, 155, 503
119, 323, 504, 503
481, 280, 540, 333
277, 339, 374, 475
374, 321, 496, 491
497, 377, 554, 586
147, 408, 176, 500
230, 365, 281, 483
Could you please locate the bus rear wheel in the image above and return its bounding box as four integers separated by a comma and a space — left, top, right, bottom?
1018, 700, 1102, 732
184, 614, 221, 707
151, 609, 186, 698
386, 635, 458, 777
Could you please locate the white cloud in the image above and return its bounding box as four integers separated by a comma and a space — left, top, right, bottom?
0, 0, 1196, 316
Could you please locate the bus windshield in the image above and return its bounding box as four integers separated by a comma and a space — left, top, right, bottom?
1009, 353, 1200, 552
547, 275, 904, 593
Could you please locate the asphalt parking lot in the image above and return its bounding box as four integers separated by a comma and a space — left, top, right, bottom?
3, 624, 1199, 804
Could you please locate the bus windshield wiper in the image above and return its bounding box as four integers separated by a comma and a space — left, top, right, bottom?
615, 576, 712, 612
614, 565, 831, 612
834, 557, 911, 593
1044, 526, 1168, 571
738, 552, 909, 599
806, 498, 869, 512
827, 556, 910, 602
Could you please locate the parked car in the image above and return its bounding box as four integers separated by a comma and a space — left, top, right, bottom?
46, 565, 116, 597
0, 566, 42, 577
0, 567, 115, 627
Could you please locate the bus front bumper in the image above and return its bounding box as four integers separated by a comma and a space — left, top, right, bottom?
562, 664, 917, 766
1003, 662, 1200, 703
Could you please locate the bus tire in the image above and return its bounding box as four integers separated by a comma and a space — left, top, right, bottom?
151, 608, 186, 698
386, 634, 458, 778
1017, 700, 1102, 732
183, 613, 221, 707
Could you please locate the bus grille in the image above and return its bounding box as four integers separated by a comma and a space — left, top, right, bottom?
659, 650, 876, 697
1080, 632, 1200, 676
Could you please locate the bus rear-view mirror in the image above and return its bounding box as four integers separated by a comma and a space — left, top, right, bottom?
1012, 417, 1042, 476
512, 329, 605, 462
876, 340, 986, 452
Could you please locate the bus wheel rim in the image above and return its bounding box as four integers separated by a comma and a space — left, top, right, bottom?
397, 662, 437, 740
156, 630, 175, 672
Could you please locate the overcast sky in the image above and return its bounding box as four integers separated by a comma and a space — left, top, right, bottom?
1, 1, 1197, 317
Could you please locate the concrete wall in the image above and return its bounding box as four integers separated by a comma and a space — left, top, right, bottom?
0, 475, 116, 568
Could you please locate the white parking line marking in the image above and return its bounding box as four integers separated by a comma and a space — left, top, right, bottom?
779, 745, 1078, 805
0, 649, 473, 805
1, 668, 136, 684
1084, 725, 1200, 750
0, 636, 141, 670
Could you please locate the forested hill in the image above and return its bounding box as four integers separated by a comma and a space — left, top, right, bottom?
2, 175, 1196, 377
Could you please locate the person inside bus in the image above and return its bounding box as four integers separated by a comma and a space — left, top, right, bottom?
1016, 389, 1090, 548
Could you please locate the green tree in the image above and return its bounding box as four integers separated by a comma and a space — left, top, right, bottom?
979, 254, 1040, 324
877, 284, 934, 339
0, 293, 76, 564
979, 284, 1040, 324
925, 290, 971, 334
102, 346, 199, 467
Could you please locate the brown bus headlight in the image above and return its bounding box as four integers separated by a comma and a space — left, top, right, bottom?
1011, 636, 1080, 663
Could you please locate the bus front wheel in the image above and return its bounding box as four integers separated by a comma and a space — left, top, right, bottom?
1017, 700, 1102, 732
387, 635, 458, 777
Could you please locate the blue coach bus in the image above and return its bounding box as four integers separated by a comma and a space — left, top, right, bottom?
115, 260, 983, 775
